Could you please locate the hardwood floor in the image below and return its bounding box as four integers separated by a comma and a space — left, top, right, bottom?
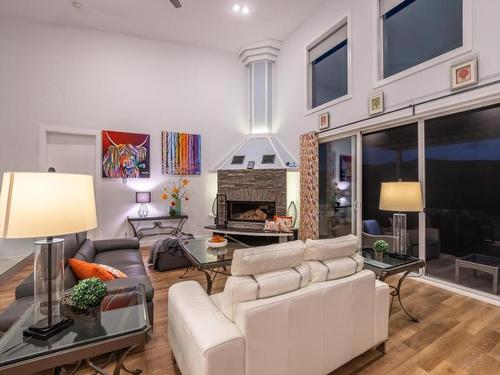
1, 249, 500, 375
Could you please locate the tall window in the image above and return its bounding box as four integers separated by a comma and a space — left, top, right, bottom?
309, 24, 348, 108
381, 0, 463, 78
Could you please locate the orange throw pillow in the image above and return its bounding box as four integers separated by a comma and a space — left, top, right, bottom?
68, 258, 115, 281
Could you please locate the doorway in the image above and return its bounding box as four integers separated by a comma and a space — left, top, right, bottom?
39, 126, 101, 239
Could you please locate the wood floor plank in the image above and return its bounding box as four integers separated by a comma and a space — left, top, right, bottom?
1, 248, 499, 375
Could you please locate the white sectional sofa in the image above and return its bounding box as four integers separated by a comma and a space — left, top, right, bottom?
168, 235, 390, 375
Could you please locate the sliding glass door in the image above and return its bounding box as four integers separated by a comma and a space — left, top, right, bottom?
319, 136, 357, 239
425, 104, 500, 296
361, 124, 420, 253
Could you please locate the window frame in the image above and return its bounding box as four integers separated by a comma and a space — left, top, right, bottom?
372, 0, 472, 88
305, 11, 352, 116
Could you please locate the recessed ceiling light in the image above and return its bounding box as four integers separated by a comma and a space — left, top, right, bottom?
241, 6, 250, 14
232, 4, 241, 13
72, 1, 82, 9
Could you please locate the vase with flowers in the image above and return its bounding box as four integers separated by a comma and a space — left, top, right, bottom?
161, 178, 191, 216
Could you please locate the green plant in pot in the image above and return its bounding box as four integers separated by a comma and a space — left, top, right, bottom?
61, 277, 107, 321
373, 240, 389, 261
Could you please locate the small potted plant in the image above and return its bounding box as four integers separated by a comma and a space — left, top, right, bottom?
61, 277, 107, 321
373, 240, 389, 262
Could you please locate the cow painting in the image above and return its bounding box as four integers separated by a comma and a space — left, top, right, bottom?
102, 131, 150, 178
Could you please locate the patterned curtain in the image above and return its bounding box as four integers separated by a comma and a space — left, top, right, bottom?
299, 131, 319, 241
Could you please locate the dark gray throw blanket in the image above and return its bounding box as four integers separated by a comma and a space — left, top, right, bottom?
148, 234, 194, 270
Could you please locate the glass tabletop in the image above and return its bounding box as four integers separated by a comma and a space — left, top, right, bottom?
180, 236, 248, 267
0, 285, 149, 368
362, 249, 420, 270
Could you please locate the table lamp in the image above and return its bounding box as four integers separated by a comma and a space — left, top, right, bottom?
0, 172, 97, 339
379, 180, 422, 256
136, 192, 151, 218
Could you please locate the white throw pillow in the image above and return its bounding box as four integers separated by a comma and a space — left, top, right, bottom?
305, 234, 359, 261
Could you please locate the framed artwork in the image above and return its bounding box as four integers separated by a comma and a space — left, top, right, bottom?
368, 92, 384, 116
319, 112, 330, 130
339, 155, 352, 182
162, 131, 201, 175
102, 130, 150, 178
451, 57, 478, 91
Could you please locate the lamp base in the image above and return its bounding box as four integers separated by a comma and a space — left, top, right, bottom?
23, 316, 73, 340
392, 212, 408, 255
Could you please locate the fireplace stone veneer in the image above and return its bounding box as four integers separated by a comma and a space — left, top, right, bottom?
217, 169, 287, 228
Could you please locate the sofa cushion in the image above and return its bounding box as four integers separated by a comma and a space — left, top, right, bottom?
307, 253, 364, 283
220, 264, 310, 321
73, 239, 96, 262
231, 240, 305, 276
305, 235, 359, 261
63, 233, 79, 260
15, 273, 34, 299
363, 220, 382, 235
0, 297, 33, 332
94, 249, 144, 269
76, 231, 88, 249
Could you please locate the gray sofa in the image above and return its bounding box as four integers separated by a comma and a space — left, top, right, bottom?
0, 232, 154, 332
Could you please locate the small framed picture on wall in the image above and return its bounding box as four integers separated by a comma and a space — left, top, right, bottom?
368, 92, 384, 116
451, 57, 478, 91
319, 112, 330, 130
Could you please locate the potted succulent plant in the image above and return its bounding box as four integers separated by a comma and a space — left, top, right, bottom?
373, 240, 389, 262
61, 277, 107, 321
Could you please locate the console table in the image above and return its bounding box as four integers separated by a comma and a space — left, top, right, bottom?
127, 215, 188, 240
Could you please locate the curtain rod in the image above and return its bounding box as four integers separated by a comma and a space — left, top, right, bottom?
316, 78, 500, 136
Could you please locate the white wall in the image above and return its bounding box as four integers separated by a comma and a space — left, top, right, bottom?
0, 18, 247, 255
275, 0, 500, 155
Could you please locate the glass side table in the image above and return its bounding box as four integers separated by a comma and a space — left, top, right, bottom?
362, 249, 426, 322
0, 285, 151, 375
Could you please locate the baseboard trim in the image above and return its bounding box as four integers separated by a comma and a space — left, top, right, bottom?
0, 253, 33, 284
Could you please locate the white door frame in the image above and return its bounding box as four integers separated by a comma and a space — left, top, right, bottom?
39, 125, 102, 239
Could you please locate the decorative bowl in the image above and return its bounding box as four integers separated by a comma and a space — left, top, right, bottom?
207, 238, 228, 248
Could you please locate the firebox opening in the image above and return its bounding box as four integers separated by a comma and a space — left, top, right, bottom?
228, 201, 276, 222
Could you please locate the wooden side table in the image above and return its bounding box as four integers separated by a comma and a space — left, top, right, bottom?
127, 215, 188, 240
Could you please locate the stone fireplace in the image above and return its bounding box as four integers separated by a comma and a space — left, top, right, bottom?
217, 169, 286, 228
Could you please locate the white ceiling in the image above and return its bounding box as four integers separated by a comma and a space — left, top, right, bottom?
0, 0, 326, 53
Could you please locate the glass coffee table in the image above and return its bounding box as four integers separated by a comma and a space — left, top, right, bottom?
362, 249, 425, 323
0, 285, 151, 375
179, 236, 249, 294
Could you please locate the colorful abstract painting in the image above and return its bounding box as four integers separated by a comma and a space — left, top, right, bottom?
162, 132, 201, 175
102, 130, 150, 178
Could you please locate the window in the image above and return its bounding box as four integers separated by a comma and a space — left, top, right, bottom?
381, 0, 463, 78
309, 24, 348, 108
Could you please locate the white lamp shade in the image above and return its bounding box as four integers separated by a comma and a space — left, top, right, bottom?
0, 172, 97, 239
379, 181, 423, 212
